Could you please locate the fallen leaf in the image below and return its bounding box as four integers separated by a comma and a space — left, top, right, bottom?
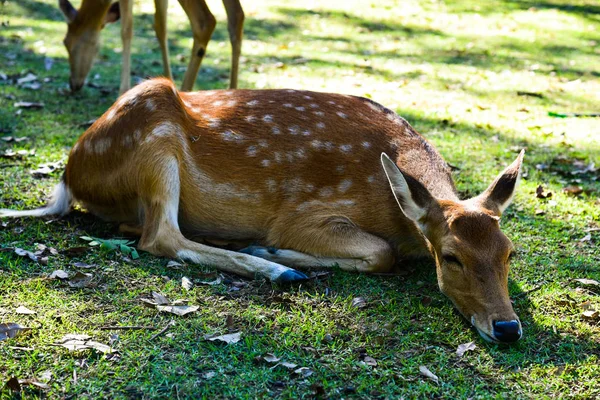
582, 310, 599, 320
72, 261, 94, 269
205, 331, 242, 344
363, 356, 378, 366
15, 306, 35, 315
535, 209, 545, 215
535, 185, 552, 199
18, 378, 49, 390
156, 305, 199, 316
199, 276, 222, 286
68, 272, 93, 288
167, 260, 183, 268
182, 276, 193, 291
152, 291, 170, 305
0, 323, 30, 341
456, 341, 477, 357
17, 73, 37, 84
294, 367, 314, 377
262, 353, 281, 363
201, 371, 216, 379
13, 101, 44, 109
4, 377, 21, 392
279, 361, 298, 370
55, 334, 113, 353
351, 297, 367, 309
14, 247, 38, 262
49, 270, 69, 279
563, 185, 583, 196
573, 278, 599, 286
419, 365, 439, 384
30, 161, 63, 177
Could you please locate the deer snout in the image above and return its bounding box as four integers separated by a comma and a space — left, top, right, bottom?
492, 319, 522, 343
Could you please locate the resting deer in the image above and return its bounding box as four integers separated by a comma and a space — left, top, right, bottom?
58, 0, 244, 93
0, 78, 525, 343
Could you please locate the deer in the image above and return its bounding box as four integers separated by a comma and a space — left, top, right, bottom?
0, 78, 525, 344
58, 0, 244, 93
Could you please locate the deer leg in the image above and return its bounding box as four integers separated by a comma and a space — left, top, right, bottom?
222, 0, 244, 89
241, 222, 395, 273
177, 0, 216, 91
153, 0, 173, 81
136, 155, 307, 283
119, 0, 134, 94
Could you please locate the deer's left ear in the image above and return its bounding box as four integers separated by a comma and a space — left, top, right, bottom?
104, 2, 120, 25
475, 150, 525, 216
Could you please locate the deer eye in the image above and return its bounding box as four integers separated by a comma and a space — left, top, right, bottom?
443, 254, 462, 267
507, 251, 516, 263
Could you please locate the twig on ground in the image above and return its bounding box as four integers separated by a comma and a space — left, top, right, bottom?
150, 320, 175, 340
99, 326, 157, 331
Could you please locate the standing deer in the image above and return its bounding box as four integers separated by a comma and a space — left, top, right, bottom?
58, 0, 244, 93
0, 78, 525, 343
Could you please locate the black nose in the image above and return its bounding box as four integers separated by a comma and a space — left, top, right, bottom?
492, 320, 522, 343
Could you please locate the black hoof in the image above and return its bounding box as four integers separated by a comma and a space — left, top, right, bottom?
276, 270, 309, 284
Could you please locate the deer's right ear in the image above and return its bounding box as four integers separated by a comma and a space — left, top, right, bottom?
104, 2, 121, 25
381, 153, 434, 225
59, 0, 77, 23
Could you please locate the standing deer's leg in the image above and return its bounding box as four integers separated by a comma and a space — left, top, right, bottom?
153, 0, 173, 81
177, 0, 216, 91
241, 219, 395, 273
119, 0, 134, 93
136, 155, 307, 283
222, 0, 244, 89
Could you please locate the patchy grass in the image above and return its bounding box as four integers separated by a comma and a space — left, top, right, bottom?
1, 0, 599, 398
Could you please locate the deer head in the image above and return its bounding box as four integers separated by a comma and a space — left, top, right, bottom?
59, 0, 120, 91
382, 150, 525, 343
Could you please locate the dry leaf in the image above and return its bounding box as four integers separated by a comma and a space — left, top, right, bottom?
351, 297, 367, 309
49, 270, 69, 279
156, 305, 199, 316
0, 323, 30, 341
13, 101, 44, 109
573, 278, 599, 286
363, 356, 378, 366
182, 276, 193, 291
456, 341, 477, 357
279, 361, 298, 370
535, 185, 552, 199
262, 353, 280, 363
68, 272, 93, 288
201, 371, 216, 379
4, 377, 21, 392
15, 306, 35, 315
55, 334, 113, 353
294, 367, 314, 377
419, 365, 439, 384
152, 292, 170, 305
14, 247, 38, 262
582, 310, 599, 320
563, 185, 583, 195
199, 276, 222, 286
205, 331, 242, 344
17, 73, 37, 84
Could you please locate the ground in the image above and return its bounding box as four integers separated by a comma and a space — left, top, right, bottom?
0, 0, 599, 398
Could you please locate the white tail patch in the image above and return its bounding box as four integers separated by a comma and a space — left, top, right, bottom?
0, 181, 72, 218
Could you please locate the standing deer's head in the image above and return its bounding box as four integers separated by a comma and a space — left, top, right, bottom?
58, 0, 120, 91
382, 151, 525, 343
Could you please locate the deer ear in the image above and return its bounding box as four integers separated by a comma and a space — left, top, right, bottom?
59, 0, 77, 23
381, 153, 434, 225
104, 2, 120, 24
476, 150, 525, 216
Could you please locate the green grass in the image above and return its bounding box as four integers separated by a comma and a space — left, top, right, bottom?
1, 0, 599, 398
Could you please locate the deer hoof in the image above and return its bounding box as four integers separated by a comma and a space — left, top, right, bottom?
276, 269, 309, 284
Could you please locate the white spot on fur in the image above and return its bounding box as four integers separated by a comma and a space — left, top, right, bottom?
246, 115, 256, 122
247, 146, 258, 157
281, 178, 304, 194
286, 89, 296, 93
262, 115, 273, 123
261, 159, 270, 167
336, 165, 345, 173
367, 175, 375, 183
213, 100, 224, 107
309, 103, 319, 108
336, 111, 348, 119
183, 100, 192, 108
94, 137, 112, 154
338, 179, 352, 193
224, 91, 233, 96
288, 125, 300, 135
340, 144, 353, 153
274, 152, 283, 163
318, 187, 334, 197
302, 129, 311, 136
362, 141, 371, 148
247, 100, 259, 106
266, 179, 277, 192
226, 100, 237, 107
221, 130, 244, 142
324, 142, 335, 152
106, 108, 117, 121
311, 140, 323, 150
191, 107, 201, 114
305, 183, 315, 193
271, 126, 281, 135
337, 104, 344, 108
286, 152, 295, 163
146, 99, 156, 111
258, 140, 269, 148
209, 118, 221, 128
365, 101, 382, 112
313, 111, 325, 117
283, 103, 293, 108
316, 122, 326, 130
123, 135, 133, 147
133, 129, 142, 142
295, 148, 306, 159
117, 92, 138, 108
295, 106, 305, 111
327, 100, 336, 105
303, 95, 313, 100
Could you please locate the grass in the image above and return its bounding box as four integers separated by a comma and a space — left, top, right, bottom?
1, 0, 599, 398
